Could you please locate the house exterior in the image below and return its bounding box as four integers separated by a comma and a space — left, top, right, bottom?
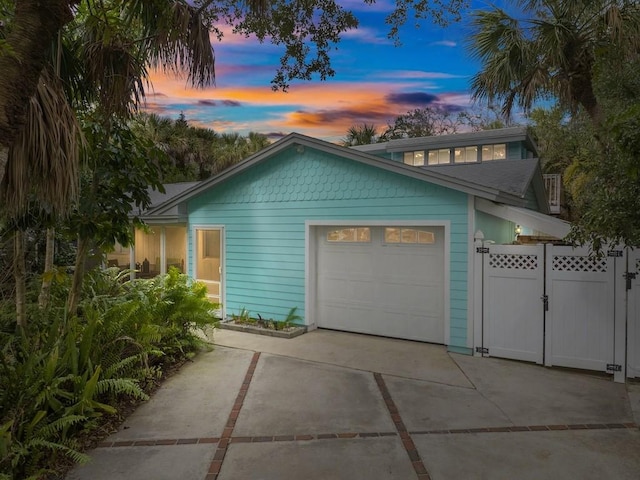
105, 182, 197, 278
124, 127, 570, 357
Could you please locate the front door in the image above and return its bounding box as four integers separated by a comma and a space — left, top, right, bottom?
195, 228, 223, 306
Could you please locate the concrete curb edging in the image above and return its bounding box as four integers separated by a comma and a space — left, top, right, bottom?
218, 321, 307, 339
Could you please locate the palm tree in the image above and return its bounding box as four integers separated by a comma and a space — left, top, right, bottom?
3, 40, 81, 322
342, 124, 379, 146
468, 0, 640, 127
64, 0, 218, 313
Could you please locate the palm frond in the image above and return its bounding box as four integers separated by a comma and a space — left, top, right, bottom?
81, 20, 148, 117
132, 0, 216, 88
2, 68, 81, 217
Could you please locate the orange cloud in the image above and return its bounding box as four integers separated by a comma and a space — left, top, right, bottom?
147, 69, 396, 107
143, 69, 471, 141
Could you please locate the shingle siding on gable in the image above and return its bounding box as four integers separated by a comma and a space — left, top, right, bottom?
187, 146, 470, 350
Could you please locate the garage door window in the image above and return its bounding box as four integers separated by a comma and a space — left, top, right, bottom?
327, 227, 371, 243
384, 228, 435, 244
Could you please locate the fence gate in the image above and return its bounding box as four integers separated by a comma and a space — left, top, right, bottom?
628, 249, 640, 377
477, 243, 632, 381
479, 244, 544, 364
544, 246, 619, 372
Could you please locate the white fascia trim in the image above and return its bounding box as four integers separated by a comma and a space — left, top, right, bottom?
308, 219, 451, 227
475, 197, 571, 239
466, 194, 475, 349
138, 216, 187, 224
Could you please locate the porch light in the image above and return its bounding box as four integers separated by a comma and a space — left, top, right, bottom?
515, 225, 522, 236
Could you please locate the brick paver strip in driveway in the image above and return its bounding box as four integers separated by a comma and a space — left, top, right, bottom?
206, 351, 261, 480
108, 347, 253, 441
374, 372, 431, 480
65, 336, 640, 480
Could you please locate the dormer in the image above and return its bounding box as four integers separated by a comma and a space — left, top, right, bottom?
352, 127, 538, 165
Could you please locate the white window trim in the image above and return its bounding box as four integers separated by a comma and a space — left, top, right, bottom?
191, 224, 226, 318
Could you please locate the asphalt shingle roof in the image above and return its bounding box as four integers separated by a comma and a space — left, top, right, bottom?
423, 158, 540, 198
147, 181, 200, 210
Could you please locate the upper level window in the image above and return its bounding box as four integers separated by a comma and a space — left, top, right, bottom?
403, 150, 425, 166
454, 146, 478, 163
327, 227, 371, 243
481, 143, 506, 161
427, 148, 451, 165
384, 228, 435, 244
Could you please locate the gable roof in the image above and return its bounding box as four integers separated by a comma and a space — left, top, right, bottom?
147, 133, 548, 217
146, 181, 200, 212
134, 181, 200, 222
427, 158, 537, 197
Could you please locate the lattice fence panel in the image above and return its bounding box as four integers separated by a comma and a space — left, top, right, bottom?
552, 255, 607, 273
488, 254, 538, 270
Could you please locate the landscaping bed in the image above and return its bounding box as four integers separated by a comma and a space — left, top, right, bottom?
219, 307, 307, 339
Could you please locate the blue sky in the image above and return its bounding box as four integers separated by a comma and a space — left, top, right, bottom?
146, 1, 508, 142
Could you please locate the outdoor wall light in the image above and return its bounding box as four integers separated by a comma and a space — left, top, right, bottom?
515, 224, 522, 236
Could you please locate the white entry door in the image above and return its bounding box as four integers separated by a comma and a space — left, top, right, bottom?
194, 228, 223, 306
315, 226, 445, 343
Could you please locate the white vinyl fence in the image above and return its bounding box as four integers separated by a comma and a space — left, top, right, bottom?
474, 243, 637, 383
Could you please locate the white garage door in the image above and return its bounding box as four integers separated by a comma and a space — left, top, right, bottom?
315, 225, 445, 343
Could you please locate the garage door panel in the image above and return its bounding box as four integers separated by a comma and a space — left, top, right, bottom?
379, 284, 442, 311
320, 252, 373, 273
318, 279, 375, 303
316, 225, 445, 344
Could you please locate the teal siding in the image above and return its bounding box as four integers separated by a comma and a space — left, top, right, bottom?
476, 211, 515, 244
506, 141, 524, 160
188, 146, 469, 349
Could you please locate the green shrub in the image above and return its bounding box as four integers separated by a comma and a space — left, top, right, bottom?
0, 266, 218, 478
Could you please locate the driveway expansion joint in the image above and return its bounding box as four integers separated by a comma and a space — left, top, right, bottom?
374, 372, 432, 480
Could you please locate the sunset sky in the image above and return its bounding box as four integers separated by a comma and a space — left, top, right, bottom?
145, 1, 507, 142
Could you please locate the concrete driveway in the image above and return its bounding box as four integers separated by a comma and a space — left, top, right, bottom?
67, 329, 640, 480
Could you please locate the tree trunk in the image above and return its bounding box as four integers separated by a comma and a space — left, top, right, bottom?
0, 0, 75, 184
0, 147, 7, 186
38, 227, 56, 309
67, 236, 90, 315
14, 230, 27, 328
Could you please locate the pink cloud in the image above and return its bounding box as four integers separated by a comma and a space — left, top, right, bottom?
342, 27, 391, 45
